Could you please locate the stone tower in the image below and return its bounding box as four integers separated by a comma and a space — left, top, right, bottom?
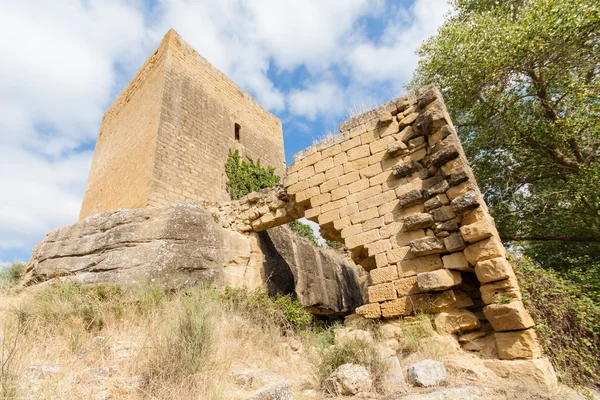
79, 29, 285, 220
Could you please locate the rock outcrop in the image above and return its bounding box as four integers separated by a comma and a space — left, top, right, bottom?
23, 202, 364, 314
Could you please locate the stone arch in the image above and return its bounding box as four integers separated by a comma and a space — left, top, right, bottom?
210, 85, 541, 361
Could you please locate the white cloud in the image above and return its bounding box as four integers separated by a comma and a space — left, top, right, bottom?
0, 0, 452, 260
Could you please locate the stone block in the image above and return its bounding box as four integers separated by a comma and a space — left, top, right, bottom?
285, 172, 299, 186
314, 157, 334, 174
483, 358, 557, 390
397, 254, 443, 277
480, 277, 522, 305
286, 180, 309, 195
334, 216, 352, 231
409, 290, 456, 313
325, 165, 344, 181
424, 194, 450, 211
346, 229, 380, 250
341, 224, 362, 239
295, 186, 320, 204
362, 216, 384, 232
321, 177, 340, 194
350, 207, 379, 224
404, 213, 434, 230
430, 143, 459, 168
348, 185, 381, 204
442, 252, 471, 271
380, 297, 413, 318
370, 135, 396, 155
348, 178, 369, 194
398, 125, 419, 142
367, 239, 391, 257
475, 257, 514, 284
301, 151, 322, 167
368, 282, 397, 303
496, 329, 542, 360
341, 135, 361, 152
348, 145, 371, 161
377, 119, 400, 137
345, 157, 370, 173
460, 220, 494, 243
379, 221, 403, 239
304, 207, 320, 222
318, 209, 340, 226
350, 123, 367, 138
375, 252, 388, 268
386, 245, 413, 264
426, 180, 450, 197
298, 165, 315, 181
393, 228, 426, 248
391, 160, 422, 178
410, 236, 445, 256
461, 207, 488, 226
393, 276, 420, 296
360, 163, 383, 179
339, 202, 359, 218
397, 189, 425, 208
409, 148, 428, 161
310, 192, 331, 207
447, 181, 475, 201
338, 171, 360, 187
322, 144, 342, 158
443, 232, 466, 252
355, 303, 381, 319
417, 269, 462, 291
430, 205, 456, 222
331, 185, 348, 201
321, 198, 347, 213
450, 191, 480, 214
387, 141, 408, 156
464, 236, 506, 265
434, 310, 480, 334
371, 265, 399, 285
483, 301, 534, 332
358, 190, 396, 211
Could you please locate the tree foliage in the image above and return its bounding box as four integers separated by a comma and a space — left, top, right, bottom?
289, 220, 320, 247
411, 0, 600, 294
224, 150, 280, 200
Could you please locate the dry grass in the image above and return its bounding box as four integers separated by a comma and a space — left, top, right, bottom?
0, 284, 316, 400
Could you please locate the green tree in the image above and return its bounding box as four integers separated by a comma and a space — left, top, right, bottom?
224, 150, 280, 200
411, 0, 600, 298
289, 220, 320, 247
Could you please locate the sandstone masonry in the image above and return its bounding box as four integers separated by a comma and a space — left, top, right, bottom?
80, 30, 285, 219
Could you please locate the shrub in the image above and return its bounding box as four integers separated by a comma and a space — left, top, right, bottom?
144, 287, 219, 392
224, 149, 280, 200
315, 339, 388, 393
325, 239, 344, 250
0, 262, 25, 288
221, 287, 313, 331
289, 220, 320, 247
514, 255, 600, 388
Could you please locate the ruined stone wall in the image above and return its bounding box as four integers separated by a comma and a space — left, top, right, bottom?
212, 86, 540, 361
148, 30, 285, 207
79, 33, 169, 219
79, 29, 285, 219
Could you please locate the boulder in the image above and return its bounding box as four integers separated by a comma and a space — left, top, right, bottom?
434, 310, 480, 334
495, 329, 542, 360
417, 270, 461, 291
407, 359, 447, 387
333, 328, 373, 345
24, 203, 366, 315
483, 358, 558, 391
245, 380, 293, 400
380, 356, 408, 394
324, 364, 372, 396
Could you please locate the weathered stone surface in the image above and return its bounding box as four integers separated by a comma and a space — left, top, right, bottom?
370, 265, 399, 285
417, 270, 462, 291
475, 257, 514, 284
496, 329, 542, 360
443, 232, 466, 252
380, 356, 408, 394
410, 290, 456, 313
463, 236, 506, 265
442, 252, 471, 271
434, 310, 480, 334
355, 303, 381, 319
407, 359, 447, 387
483, 301, 535, 332
397, 190, 426, 209
410, 237, 445, 256
388, 141, 408, 156
381, 297, 413, 318
25, 203, 365, 316
334, 328, 373, 345
424, 194, 449, 211
430, 143, 459, 168
324, 364, 372, 396
483, 358, 557, 390
394, 276, 421, 296
450, 191, 480, 214
430, 205, 456, 222
368, 283, 397, 303
460, 221, 494, 243
404, 213, 434, 230
392, 160, 422, 178
480, 277, 522, 305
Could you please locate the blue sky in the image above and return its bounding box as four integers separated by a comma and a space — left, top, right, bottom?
0, 0, 451, 265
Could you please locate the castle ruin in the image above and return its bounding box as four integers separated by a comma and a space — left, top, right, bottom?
27, 30, 550, 369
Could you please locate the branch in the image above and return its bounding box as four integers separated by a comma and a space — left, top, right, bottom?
502, 235, 600, 243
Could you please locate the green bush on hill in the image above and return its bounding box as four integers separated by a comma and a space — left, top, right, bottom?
514, 255, 600, 388
224, 149, 280, 200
